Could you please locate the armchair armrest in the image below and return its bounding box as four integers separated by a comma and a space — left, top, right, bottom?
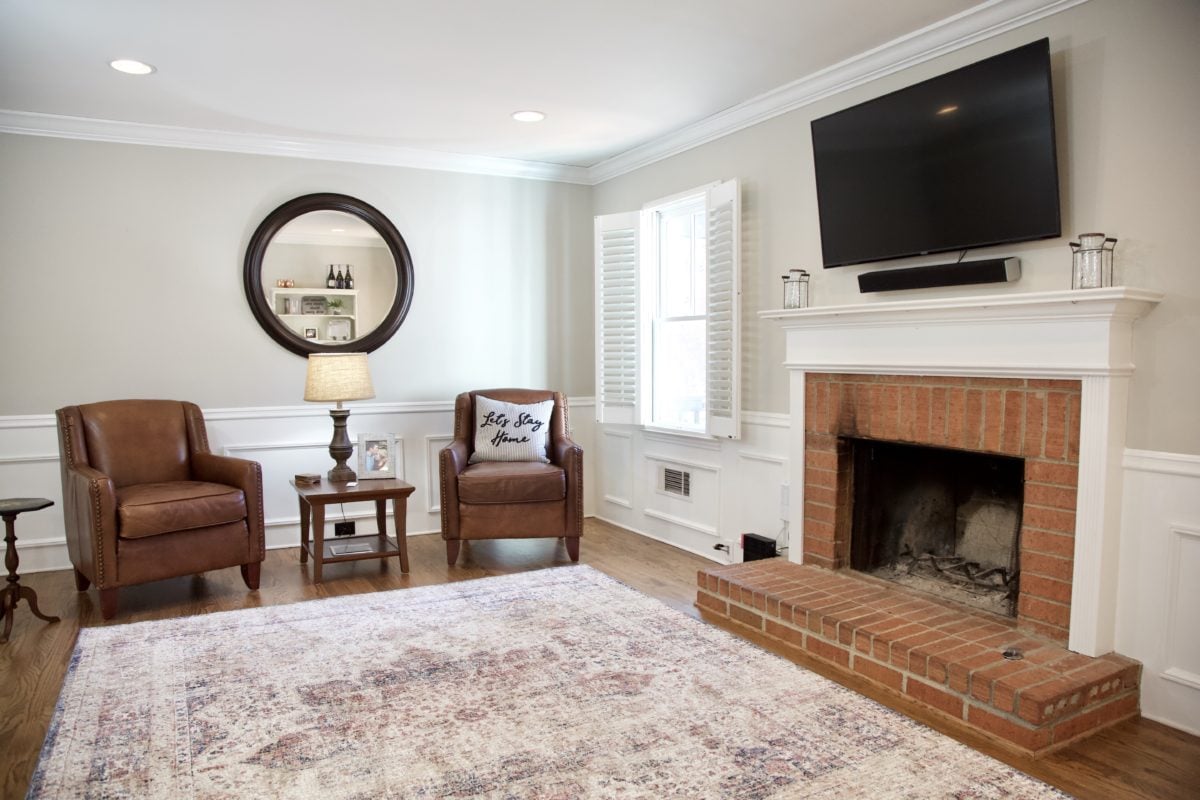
192, 452, 258, 492
551, 436, 582, 469
439, 440, 469, 539
551, 436, 584, 538
192, 452, 265, 557
62, 464, 118, 587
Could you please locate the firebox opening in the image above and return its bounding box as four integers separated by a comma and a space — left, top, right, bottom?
848, 437, 1024, 617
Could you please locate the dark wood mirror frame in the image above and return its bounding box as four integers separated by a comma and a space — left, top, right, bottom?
243, 193, 415, 357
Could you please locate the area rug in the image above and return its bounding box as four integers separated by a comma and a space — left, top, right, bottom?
31, 566, 1066, 799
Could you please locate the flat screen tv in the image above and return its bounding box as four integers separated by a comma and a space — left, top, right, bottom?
811, 39, 1061, 268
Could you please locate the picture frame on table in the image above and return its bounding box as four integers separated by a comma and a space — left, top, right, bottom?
303, 327, 319, 340
357, 434, 396, 479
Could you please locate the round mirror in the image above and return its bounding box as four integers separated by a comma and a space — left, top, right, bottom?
244, 193, 414, 356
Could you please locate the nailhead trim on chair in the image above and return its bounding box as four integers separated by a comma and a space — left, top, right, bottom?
61, 415, 106, 586
573, 445, 584, 537
89, 480, 105, 585
438, 448, 449, 538
252, 462, 265, 557
195, 422, 210, 451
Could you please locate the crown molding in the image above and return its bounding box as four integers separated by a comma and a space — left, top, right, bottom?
0, 109, 592, 185
0, 0, 1085, 187
586, 0, 1088, 184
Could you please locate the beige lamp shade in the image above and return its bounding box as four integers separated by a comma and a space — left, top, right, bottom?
304, 353, 376, 403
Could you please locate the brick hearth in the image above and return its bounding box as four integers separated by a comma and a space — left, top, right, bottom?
696, 559, 1140, 755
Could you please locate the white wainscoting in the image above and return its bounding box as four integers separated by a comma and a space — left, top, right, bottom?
593, 411, 790, 563
0, 398, 595, 574
1116, 449, 1200, 736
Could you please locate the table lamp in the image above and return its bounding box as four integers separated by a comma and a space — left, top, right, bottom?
304, 353, 376, 482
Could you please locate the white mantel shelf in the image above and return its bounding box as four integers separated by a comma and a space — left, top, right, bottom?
764, 286, 1163, 657
760, 287, 1163, 326
760, 287, 1163, 379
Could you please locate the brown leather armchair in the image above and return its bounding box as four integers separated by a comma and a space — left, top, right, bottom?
440, 389, 583, 566
55, 399, 265, 619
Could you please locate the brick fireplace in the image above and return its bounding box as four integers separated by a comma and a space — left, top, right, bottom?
691, 288, 1164, 752
804, 372, 1081, 643
765, 287, 1161, 657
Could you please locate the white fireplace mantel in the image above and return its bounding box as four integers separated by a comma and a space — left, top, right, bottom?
762, 287, 1163, 656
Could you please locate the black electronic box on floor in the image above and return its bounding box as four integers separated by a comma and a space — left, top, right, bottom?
742, 533, 778, 561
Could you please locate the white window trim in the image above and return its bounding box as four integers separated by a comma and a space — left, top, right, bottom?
594, 179, 741, 440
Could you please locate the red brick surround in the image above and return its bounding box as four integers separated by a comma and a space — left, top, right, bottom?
804, 373, 1081, 643
696, 560, 1140, 755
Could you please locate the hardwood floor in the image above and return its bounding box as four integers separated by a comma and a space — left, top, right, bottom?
1, 519, 1196, 799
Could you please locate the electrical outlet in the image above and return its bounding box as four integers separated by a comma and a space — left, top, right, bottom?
334, 521, 355, 537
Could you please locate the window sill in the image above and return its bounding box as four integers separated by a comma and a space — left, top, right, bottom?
642, 426, 721, 451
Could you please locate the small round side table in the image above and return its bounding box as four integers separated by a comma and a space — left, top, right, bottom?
1, 497, 60, 643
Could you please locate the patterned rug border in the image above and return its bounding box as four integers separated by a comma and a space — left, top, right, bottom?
31, 564, 1070, 799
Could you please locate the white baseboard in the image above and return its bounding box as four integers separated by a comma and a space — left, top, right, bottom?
594, 515, 725, 564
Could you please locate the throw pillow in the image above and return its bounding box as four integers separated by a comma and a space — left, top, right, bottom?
468, 395, 554, 464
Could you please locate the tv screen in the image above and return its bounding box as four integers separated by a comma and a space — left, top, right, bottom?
811, 39, 1061, 268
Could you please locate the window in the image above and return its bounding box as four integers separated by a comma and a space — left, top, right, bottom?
594, 179, 740, 438
650, 195, 706, 430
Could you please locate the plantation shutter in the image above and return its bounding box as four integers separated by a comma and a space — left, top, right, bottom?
705, 179, 741, 438
594, 211, 640, 424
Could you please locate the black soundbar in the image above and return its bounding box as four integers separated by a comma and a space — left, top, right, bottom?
858, 257, 1020, 293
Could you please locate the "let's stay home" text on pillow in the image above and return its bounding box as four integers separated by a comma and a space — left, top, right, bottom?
468, 395, 554, 463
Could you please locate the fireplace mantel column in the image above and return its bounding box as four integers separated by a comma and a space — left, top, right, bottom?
1072, 373, 1130, 655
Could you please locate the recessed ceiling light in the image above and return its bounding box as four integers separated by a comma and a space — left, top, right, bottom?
511, 110, 545, 123
109, 59, 156, 76
936, 104, 959, 115
331, 228, 346, 232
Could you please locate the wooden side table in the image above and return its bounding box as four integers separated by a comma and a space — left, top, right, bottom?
1, 497, 60, 643
290, 478, 416, 582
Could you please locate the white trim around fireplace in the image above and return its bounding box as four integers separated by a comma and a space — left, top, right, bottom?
762, 287, 1163, 657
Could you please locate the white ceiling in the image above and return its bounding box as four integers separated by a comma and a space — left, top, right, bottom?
1, 0, 993, 172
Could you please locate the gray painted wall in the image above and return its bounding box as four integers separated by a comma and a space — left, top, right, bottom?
0, 138, 595, 412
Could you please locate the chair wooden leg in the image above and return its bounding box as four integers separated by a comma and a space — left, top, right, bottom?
446, 539, 461, 566
240, 561, 261, 590
566, 537, 580, 562
99, 588, 119, 620
73, 568, 90, 592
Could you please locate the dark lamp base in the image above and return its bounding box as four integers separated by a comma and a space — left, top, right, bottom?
325, 408, 358, 483
328, 464, 357, 483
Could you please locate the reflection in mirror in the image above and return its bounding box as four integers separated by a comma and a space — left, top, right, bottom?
260, 211, 399, 344
243, 193, 414, 357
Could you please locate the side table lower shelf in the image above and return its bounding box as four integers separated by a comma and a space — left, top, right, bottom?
303, 533, 400, 563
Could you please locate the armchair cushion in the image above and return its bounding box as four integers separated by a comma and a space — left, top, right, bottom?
116, 481, 247, 539
468, 395, 553, 464
458, 461, 566, 505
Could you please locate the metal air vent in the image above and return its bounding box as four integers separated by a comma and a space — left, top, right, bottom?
662, 467, 691, 497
